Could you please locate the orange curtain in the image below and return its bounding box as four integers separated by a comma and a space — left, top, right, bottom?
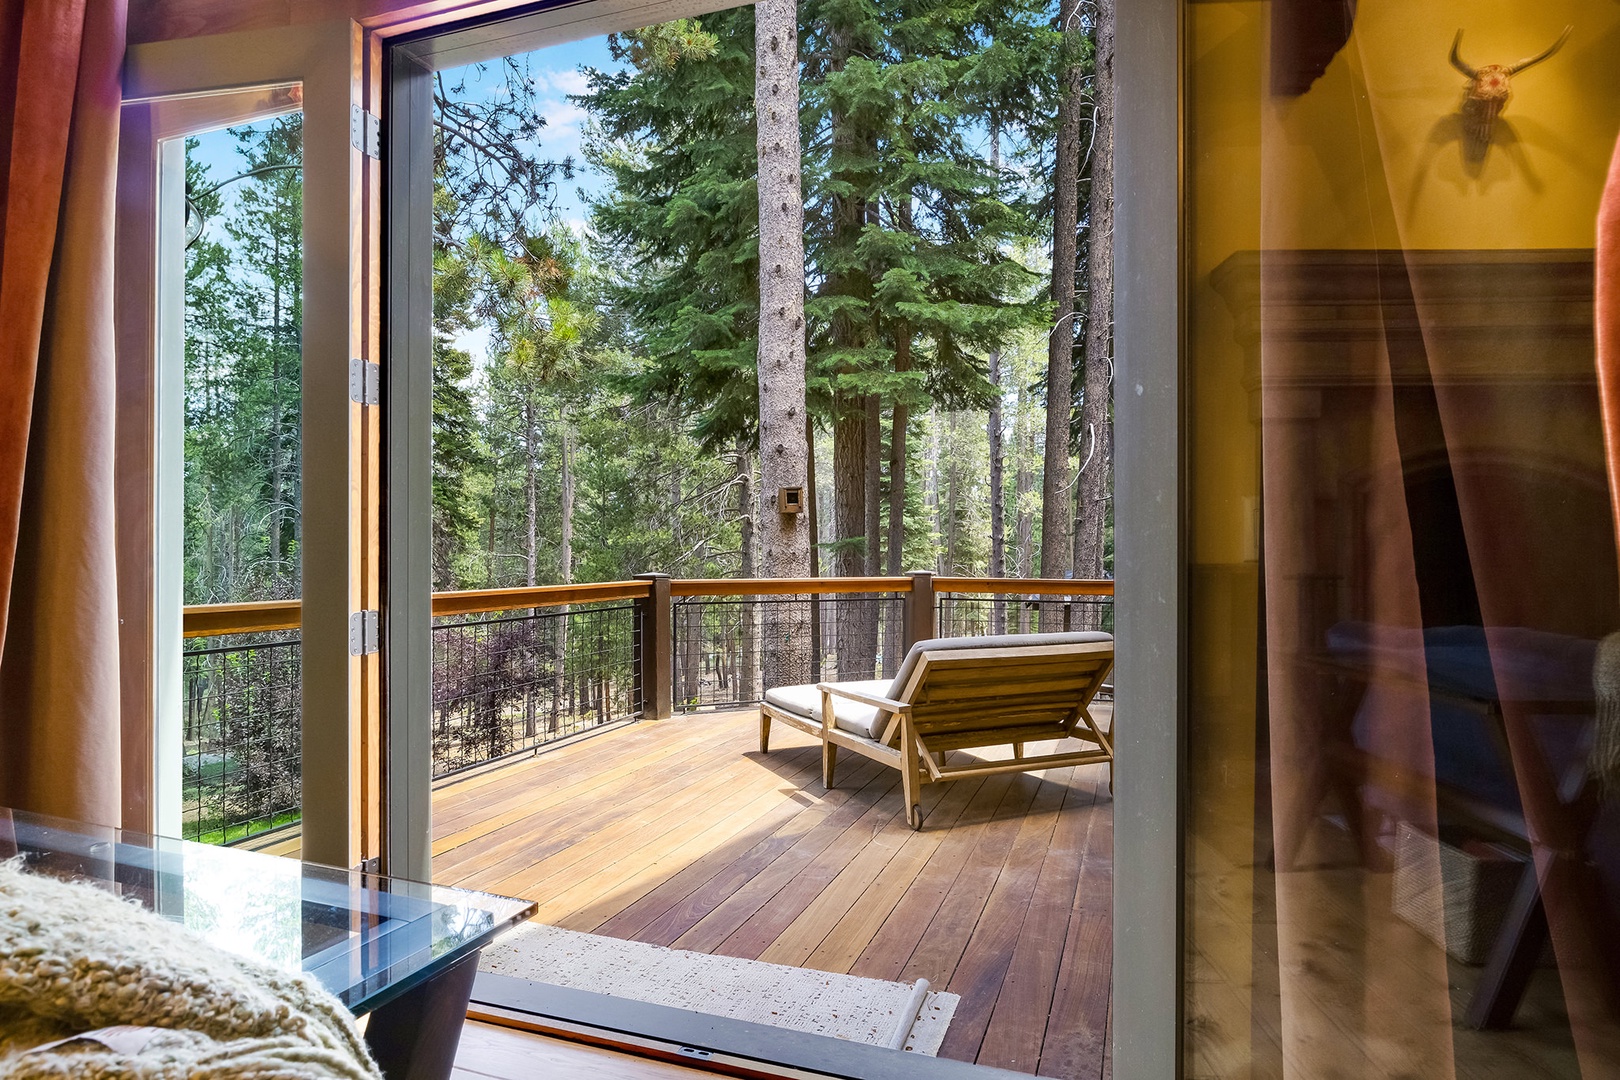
0, 0, 126, 825
1600, 135, 1620, 604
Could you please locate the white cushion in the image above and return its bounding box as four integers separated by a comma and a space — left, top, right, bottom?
763, 679, 895, 739
884, 631, 1113, 699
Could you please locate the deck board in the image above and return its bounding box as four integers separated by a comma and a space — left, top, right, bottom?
252, 707, 1115, 1076
429, 708, 1115, 1076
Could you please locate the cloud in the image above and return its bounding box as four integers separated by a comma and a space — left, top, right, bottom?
538, 98, 589, 136
529, 67, 591, 98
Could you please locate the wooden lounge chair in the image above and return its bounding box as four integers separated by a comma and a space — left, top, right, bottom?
759, 633, 1115, 829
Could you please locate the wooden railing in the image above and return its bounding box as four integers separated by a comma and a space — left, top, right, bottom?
177, 574, 1113, 840
182, 574, 1114, 637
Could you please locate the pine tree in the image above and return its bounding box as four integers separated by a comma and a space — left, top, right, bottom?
582, 15, 761, 447
755, 0, 815, 686
1040, 0, 1086, 596
1074, 0, 1113, 596
183, 116, 304, 605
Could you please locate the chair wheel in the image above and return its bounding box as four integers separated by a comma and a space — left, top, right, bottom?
909, 803, 923, 830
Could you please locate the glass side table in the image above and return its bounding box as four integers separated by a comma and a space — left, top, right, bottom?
1, 808, 536, 1080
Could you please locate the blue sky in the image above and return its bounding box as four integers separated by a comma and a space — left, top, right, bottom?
186, 32, 622, 244
185, 34, 625, 368
441, 34, 621, 232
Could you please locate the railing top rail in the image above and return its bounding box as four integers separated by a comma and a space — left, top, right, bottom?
669, 576, 912, 597
430, 581, 650, 617
934, 577, 1114, 596
183, 600, 301, 639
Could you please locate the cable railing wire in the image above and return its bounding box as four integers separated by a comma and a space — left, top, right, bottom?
671, 593, 908, 711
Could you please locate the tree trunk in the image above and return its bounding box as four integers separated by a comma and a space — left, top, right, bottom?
1075, 0, 1115, 618
988, 350, 1006, 631
1015, 381, 1035, 633
927, 408, 943, 575
832, 394, 874, 678
524, 400, 539, 588
737, 441, 758, 702
551, 420, 574, 733
864, 395, 882, 574
944, 411, 960, 574
755, 0, 812, 690
886, 330, 911, 577
486, 496, 495, 588
987, 132, 1006, 632
523, 402, 539, 737
1041, 0, 1086, 594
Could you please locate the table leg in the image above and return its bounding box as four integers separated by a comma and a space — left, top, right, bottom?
364, 950, 481, 1080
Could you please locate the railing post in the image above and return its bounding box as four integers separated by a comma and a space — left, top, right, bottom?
634, 574, 673, 720
904, 570, 936, 650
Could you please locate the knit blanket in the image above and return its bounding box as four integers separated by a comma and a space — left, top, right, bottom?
0, 859, 380, 1079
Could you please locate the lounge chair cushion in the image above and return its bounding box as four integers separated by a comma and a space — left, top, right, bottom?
763, 679, 895, 739
884, 631, 1113, 700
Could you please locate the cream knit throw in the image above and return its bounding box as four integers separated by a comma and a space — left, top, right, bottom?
0, 860, 381, 1079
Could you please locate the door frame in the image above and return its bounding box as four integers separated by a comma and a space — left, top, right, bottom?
1112, 0, 1186, 1073
381, 0, 1187, 1076
120, 21, 376, 869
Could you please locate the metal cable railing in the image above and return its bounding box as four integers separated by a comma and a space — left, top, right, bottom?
181, 630, 301, 844
179, 574, 1113, 844
431, 601, 639, 777
670, 593, 907, 711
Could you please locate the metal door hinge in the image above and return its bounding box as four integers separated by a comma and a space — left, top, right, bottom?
349, 357, 380, 406
350, 105, 381, 159
349, 610, 380, 656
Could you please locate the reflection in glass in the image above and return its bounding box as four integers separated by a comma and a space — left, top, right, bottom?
3, 808, 533, 1012
1186, 2, 1620, 1076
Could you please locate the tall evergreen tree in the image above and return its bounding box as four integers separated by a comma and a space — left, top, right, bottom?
583, 16, 761, 447
756, 0, 815, 686
1074, 0, 1113, 593
1040, 0, 1087, 595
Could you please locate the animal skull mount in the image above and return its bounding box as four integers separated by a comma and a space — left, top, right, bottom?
1449, 26, 1571, 164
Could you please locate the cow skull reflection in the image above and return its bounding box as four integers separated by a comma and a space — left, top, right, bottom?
1449, 27, 1570, 163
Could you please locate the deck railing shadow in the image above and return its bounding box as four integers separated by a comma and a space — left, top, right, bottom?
180, 573, 1112, 845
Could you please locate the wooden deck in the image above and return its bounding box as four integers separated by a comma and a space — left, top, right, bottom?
430, 707, 1114, 1078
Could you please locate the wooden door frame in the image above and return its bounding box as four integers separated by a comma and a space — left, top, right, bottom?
118, 22, 377, 869
119, 1, 1188, 1074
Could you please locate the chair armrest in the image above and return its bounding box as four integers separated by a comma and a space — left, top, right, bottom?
817, 683, 910, 714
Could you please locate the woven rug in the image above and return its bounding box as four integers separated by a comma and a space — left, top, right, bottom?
479, 923, 959, 1055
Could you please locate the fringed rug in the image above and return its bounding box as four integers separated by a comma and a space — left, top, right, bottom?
479, 923, 958, 1055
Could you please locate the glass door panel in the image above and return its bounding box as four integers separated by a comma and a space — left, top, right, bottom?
123, 21, 369, 869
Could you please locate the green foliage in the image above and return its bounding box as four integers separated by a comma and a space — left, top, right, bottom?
800, 0, 1051, 413
582, 9, 764, 447
183, 116, 304, 604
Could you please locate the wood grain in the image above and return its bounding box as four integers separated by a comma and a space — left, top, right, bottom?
452, 1020, 701, 1080
258, 708, 1115, 1073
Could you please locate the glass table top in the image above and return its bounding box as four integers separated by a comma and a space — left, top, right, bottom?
0, 808, 536, 1014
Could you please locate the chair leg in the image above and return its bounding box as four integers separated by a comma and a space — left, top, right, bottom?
759, 709, 772, 754
901, 723, 923, 831
822, 739, 838, 789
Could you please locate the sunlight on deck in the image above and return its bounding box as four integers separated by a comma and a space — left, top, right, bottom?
430, 707, 1115, 1076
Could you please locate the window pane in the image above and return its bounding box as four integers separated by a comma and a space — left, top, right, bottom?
181, 111, 304, 847
1186, 4, 1620, 1076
